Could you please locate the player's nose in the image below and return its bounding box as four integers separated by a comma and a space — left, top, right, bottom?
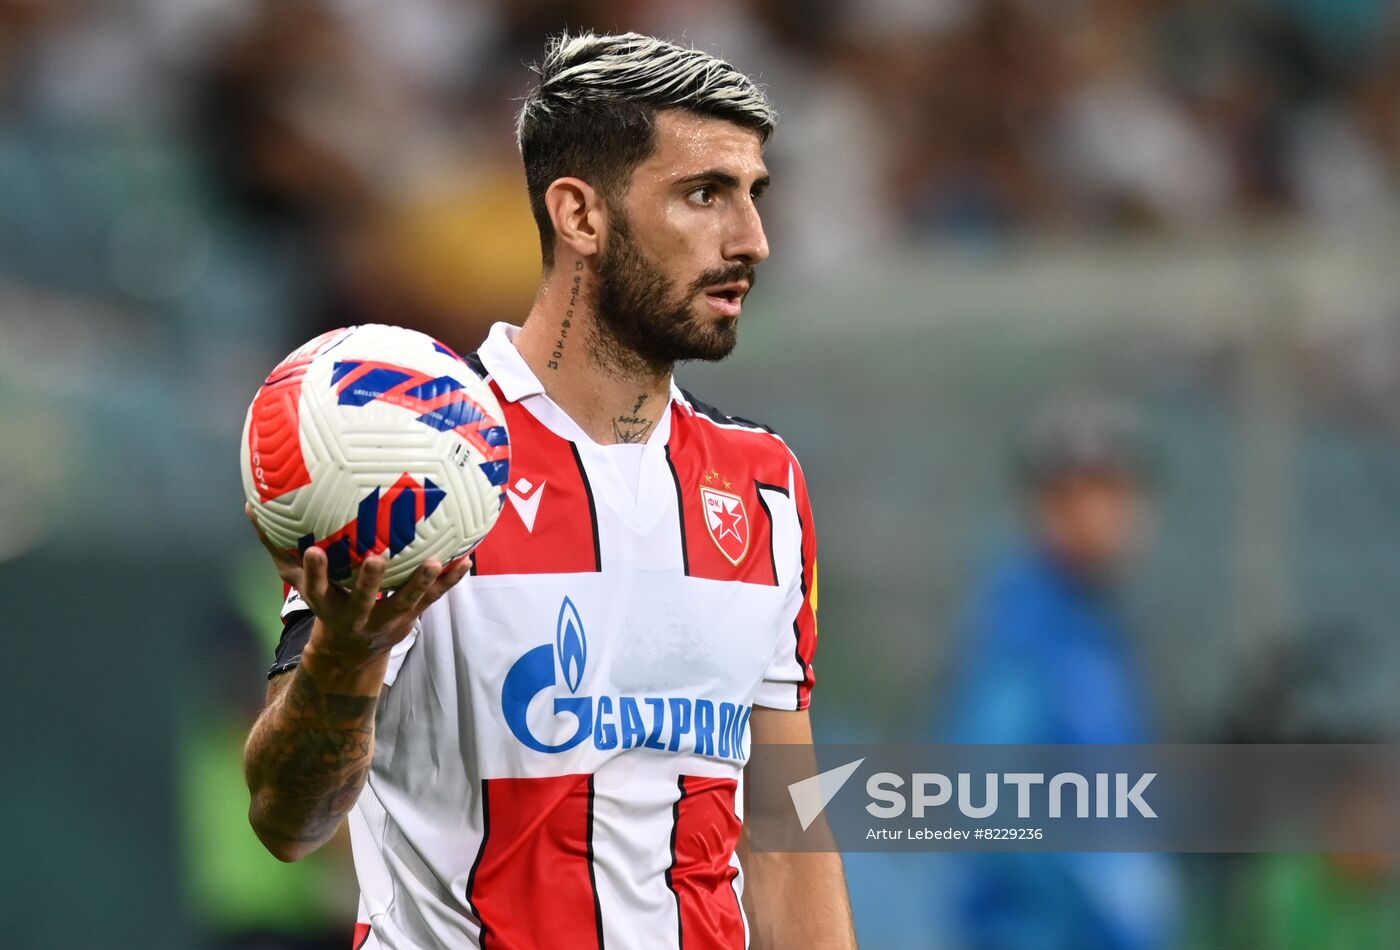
723, 199, 769, 266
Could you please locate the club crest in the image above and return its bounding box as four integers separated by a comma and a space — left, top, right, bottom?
700, 485, 749, 565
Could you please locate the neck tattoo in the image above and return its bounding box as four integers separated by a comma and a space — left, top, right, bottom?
612, 393, 654, 444
547, 262, 586, 371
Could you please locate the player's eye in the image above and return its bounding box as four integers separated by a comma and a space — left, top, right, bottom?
689, 185, 716, 206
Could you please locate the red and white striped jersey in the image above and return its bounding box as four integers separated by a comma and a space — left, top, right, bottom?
278, 322, 819, 949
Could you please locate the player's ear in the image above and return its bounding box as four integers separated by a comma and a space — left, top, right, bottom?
544, 177, 605, 259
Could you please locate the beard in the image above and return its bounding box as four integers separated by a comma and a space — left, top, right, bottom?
590, 210, 753, 372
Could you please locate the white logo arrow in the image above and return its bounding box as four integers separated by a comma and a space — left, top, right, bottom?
787, 757, 865, 831
507, 477, 545, 532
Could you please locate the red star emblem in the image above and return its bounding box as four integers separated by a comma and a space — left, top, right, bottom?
700, 485, 749, 565
714, 503, 745, 540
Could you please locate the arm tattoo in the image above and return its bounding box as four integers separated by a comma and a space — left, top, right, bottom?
246, 669, 379, 844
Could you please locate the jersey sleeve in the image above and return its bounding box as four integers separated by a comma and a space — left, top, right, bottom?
266, 584, 418, 685
752, 454, 819, 711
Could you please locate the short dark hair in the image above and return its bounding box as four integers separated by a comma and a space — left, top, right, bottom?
516, 31, 777, 266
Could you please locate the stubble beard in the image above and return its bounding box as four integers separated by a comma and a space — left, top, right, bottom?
588, 210, 751, 379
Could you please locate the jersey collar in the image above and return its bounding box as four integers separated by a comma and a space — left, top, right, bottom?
478, 321, 686, 407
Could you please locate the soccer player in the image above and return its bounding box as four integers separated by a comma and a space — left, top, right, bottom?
243, 32, 857, 949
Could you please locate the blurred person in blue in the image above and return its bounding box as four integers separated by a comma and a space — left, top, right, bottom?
933, 395, 1179, 950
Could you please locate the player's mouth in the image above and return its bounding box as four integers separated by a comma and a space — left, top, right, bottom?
702, 282, 749, 318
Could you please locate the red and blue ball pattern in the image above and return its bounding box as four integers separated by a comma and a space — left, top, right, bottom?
242, 325, 510, 588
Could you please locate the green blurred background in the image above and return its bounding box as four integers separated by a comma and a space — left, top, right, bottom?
3, 0, 1400, 947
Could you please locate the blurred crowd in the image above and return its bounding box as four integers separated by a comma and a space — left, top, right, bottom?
5, 0, 1400, 347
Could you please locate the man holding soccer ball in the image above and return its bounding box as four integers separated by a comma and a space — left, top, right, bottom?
243, 31, 856, 950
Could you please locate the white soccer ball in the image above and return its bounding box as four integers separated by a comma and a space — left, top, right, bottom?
241, 324, 509, 589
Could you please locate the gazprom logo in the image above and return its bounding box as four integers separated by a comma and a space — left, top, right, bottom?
501, 597, 592, 754
501, 596, 751, 761
557, 598, 586, 694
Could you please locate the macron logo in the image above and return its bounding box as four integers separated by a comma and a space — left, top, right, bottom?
787, 757, 864, 831
507, 477, 545, 532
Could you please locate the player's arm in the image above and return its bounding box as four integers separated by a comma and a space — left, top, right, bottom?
740, 707, 858, 949
242, 508, 468, 861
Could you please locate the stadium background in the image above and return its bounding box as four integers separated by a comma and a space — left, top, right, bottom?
3, 0, 1400, 946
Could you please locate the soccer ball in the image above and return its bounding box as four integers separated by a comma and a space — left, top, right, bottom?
241, 324, 510, 589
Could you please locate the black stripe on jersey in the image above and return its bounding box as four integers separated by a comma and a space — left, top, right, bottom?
465, 348, 491, 580
754, 480, 789, 498
665, 775, 687, 949
664, 444, 690, 576
586, 775, 606, 949
569, 441, 603, 571
791, 502, 812, 710
267, 612, 314, 679
464, 349, 487, 584
679, 387, 775, 434
466, 778, 492, 948
463, 351, 489, 379
753, 481, 784, 588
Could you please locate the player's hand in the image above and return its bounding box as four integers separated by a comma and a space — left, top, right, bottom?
246, 504, 471, 668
